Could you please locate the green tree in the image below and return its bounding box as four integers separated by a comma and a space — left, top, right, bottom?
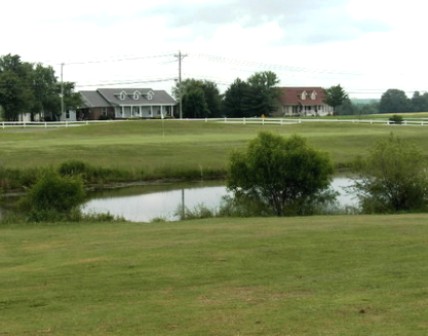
228, 132, 334, 216
182, 86, 209, 118
335, 97, 355, 115
379, 89, 410, 113
324, 84, 348, 115
222, 78, 253, 117
246, 71, 280, 116
31, 63, 60, 120
0, 54, 34, 121
410, 91, 428, 112
173, 79, 221, 118
352, 134, 428, 213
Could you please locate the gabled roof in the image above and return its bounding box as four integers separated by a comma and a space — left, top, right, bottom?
80, 90, 111, 108
279, 87, 327, 106
80, 88, 176, 108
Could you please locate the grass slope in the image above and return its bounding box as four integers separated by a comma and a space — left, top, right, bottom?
1, 120, 428, 174
1, 215, 428, 335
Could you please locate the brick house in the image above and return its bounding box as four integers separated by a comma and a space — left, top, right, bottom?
275, 87, 333, 117
76, 88, 176, 120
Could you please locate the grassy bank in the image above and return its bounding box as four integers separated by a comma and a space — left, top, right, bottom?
2, 120, 428, 179
1, 215, 428, 335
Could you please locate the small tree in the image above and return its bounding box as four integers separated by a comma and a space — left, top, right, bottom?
352, 134, 428, 213
227, 132, 334, 216
22, 172, 85, 221
324, 84, 348, 115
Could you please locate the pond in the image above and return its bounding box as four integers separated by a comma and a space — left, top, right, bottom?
81, 177, 358, 222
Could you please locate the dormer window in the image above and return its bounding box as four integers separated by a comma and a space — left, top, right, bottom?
310, 91, 317, 100
119, 90, 127, 101
146, 90, 155, 101
301, 91, 307, 100
133, 90, 141, 100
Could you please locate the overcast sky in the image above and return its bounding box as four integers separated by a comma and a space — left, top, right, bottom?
1, 0, 426, 97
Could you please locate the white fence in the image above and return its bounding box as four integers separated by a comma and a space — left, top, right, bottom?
208, 117, 428, 126
0, 120, 120, 129
1, 117, 428, 129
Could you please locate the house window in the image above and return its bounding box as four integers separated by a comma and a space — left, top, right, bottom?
66, 110, 70, 119
301, 91, 307, 100
119, 91, 127, 101
310, 91, 317, 100
132, 106, 139, 115
133, 90, 141, 100
147, 90, 154, 101
102, 107, 108, 116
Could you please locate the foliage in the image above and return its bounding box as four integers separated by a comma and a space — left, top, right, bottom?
334, 97, 355, 115
182, 86, 209, 118
177, 204, 216, 220
221, 78, 253, 117
21, 172, 85, 217
389, 114, 403, 124
0, 54, 80, 121
31, 63, 60, 120
352, 134, 428, 213
0, 54, 34, 121
246, 71, 280, 116
59, 160, 90, 177
173, 79, 221, 118
410, 91, 428, 112
379, 89, 410, 113
228, 132, 334, 216
222, 71, 280, 117
324, 84, 348, 115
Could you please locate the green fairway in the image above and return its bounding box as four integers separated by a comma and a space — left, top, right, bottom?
1, 215, 428, 335
1, 120, 428, 176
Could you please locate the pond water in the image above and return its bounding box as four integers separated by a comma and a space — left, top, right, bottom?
81, 177, 358, 222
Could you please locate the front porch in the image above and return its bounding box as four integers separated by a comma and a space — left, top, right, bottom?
115, 105, 174, 119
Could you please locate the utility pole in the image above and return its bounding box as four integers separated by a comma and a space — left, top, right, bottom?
60, 63, 65, 118
174, 51, 187, 119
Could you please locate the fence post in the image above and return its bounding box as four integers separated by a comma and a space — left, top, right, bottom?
45, 122, 47, 128
224, 117, 227, 123
2, 122, 4, 129
243, 117, 246, 125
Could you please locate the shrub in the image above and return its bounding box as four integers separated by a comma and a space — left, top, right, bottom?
22, 172, 85, 215
389, 115, 403, 124
352, 133, 428, 213
227, 132, 334, 216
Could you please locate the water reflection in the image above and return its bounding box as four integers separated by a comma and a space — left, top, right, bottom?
82, 182, 230, 222
82, 178, 358, 222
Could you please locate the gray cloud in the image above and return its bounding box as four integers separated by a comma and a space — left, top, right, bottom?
149, 0, 390, 45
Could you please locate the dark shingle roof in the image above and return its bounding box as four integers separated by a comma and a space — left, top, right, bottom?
80, 90, 111, 108
80, 88, 176, 108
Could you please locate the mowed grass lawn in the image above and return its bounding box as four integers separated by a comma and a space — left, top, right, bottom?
2, 120, 428, 173
1, 215, 428, 335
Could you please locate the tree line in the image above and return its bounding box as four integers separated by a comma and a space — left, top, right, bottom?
174, 71, 281, 118
0, 54, 81, 121
2, 52, 427, 121
333, 89, 428, 116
